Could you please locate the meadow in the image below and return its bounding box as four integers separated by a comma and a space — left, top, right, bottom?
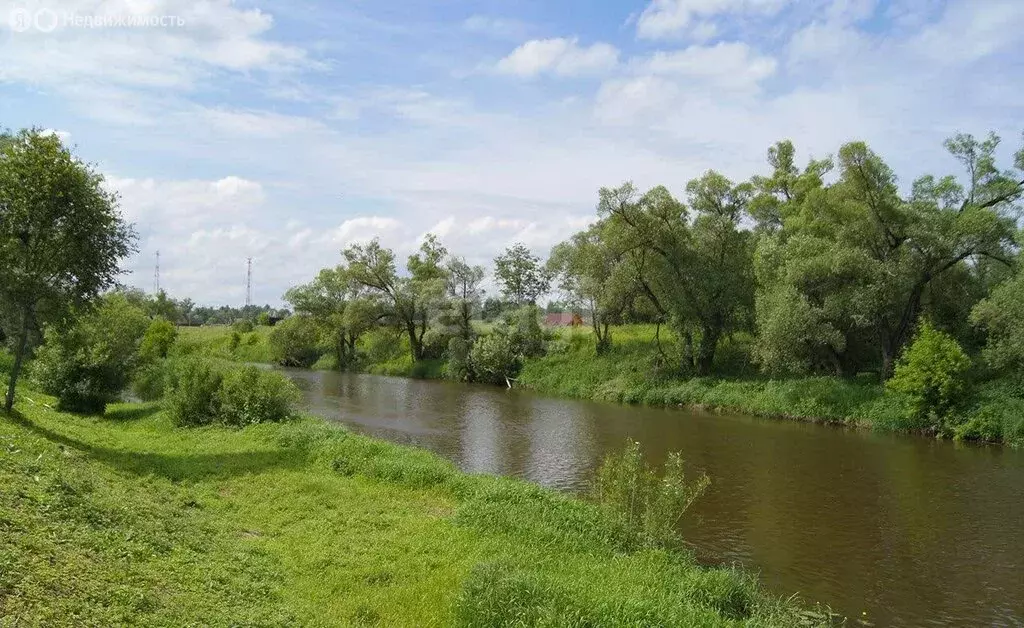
0, 389, 829, 627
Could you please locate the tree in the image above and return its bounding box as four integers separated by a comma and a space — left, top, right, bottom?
31, 294, 149, 413
445, 257, 485, 341
548, 221, 634, 354
148, 289, 180, 322
0, 129, 135, 411
344, 235, 449, 362
751, 134, 1021, 379
971, 261, 1024, 373
494, 243, 550, 306
599, 176, 754, 375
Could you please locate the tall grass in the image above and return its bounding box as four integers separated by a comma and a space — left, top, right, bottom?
1, 395, 830, 626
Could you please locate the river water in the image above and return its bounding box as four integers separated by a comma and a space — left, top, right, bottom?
281, 369, 1024, 627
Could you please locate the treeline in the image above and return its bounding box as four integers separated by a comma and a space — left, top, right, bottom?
281, 132, 1024, 442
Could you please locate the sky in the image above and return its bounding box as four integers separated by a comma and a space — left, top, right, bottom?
0, 0, 1022, 306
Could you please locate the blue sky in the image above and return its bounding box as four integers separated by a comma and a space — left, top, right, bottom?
1, 0, 1022, 305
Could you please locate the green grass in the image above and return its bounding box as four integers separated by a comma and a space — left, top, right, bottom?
522, 325, 891, 427
0, 390, 828, 627
176, 325, 274, 364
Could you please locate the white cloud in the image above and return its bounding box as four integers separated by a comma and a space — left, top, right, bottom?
636, 0, 791, 39
0, 0, 307, 92
637, 42, 777, 89
495, 37, 619, 77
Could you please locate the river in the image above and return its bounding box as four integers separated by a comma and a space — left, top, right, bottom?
281, 369, 1024, 627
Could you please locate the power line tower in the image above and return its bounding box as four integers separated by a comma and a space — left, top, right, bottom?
154, 250, 160, 294
245, 257, 253, 308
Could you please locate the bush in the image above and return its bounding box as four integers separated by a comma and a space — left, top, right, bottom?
232, 319, 255, 333
165, 358, 224, 427
591, 439, 709, 549
132, 360, 172, 401
956, 397, 1024, 447
444, 337, 472, 382
229, 331, 242, 351
217, 366, 301, 426
140, 318, 177, 362
31, 295, 149, 413
268, 315, 322, 367
256, 311, 271, 327
468, 333, 518, 385
887, 321, 970, 428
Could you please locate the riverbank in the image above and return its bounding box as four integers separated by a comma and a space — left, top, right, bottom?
176, 325, 1023, 446
1, 390, 826, 626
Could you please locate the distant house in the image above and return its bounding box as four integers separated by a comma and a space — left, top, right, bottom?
543, 312, 583, 327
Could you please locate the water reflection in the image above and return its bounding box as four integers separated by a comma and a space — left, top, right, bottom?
285, 369, 1024, 627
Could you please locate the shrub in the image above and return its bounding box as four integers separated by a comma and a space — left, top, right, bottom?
217, 366, 301, 426
887, 321, 970, 428
229, 331, 242, 351
165, 358, 224, 426
232, 319, 255, 333
140, 317, 177, 362
31, 295, 149, 413
468, 333, 518, 385
256, 311, 271, 327
444, 337, 472, 382
591, 439, 709, 549
268, 315, 322, 367
132, 360, 172, 401
955, 397, 1024, 446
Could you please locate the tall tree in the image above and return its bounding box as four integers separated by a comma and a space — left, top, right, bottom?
344, 235, 449, 362
445, 257, 485, 341
0, 129, 136, 411
752, 134, 1022, 379
494, 243, 551, 306
599, 175, 754, 375
548, 220, 634, 354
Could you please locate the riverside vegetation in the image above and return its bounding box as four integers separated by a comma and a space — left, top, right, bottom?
221, 131, 1024, 446
0, 127, 834, 625
1, 351, 830, 626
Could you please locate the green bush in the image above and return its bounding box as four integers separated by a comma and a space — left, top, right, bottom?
165, 358, 224, 426
131, 360, 172, 401
256, 311, 271, 327
232, 319, 255, 333
229, 330, 242, 351
592, 439, 709, 549
444, 337, 472, 382
268, 315, 322, 367
955, 397, 1024, 446
217, 366, 301, 426
31, 295, 149, 413
468, 333, 518, 385
140, 317, 177, 362
887, 321, 970, 429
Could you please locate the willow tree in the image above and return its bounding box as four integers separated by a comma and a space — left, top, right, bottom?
343, 235, 448, 362
548, 220, 636, 354
752, 134, 1022, 379
0, 129, 136, 411
599, 173, 754, 375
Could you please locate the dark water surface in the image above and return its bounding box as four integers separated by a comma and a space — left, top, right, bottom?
282, 369, 1024, 627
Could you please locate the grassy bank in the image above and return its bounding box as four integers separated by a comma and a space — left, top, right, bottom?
519, 326, 890, 427
176, 325, 274, 364
177, 323, 1023, 445
1, 391, 826, 627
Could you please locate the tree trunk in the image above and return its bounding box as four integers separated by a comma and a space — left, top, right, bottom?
695, 324, 720, 376
682, 330, 695, 373
406, 320, 422, 362
5, 306, 31, 413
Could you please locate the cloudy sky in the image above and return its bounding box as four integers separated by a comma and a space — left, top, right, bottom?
1, 0, 1021, 305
